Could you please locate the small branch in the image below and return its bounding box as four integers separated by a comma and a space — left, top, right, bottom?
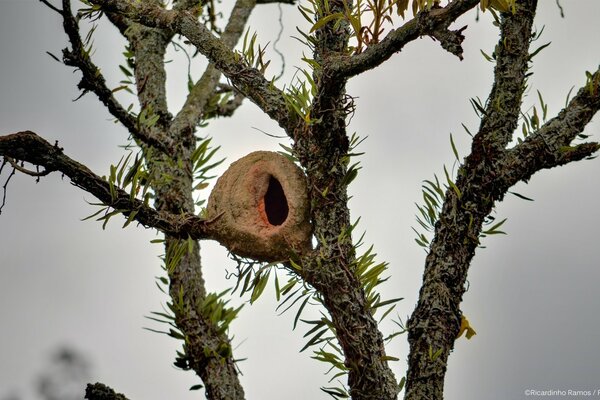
59, 0, 174, 153
124, 17, 172, 128
329, 0, 480, 78
38, 0, 64, 15
88, 0, 297, 135
85, 383, 129, 400
5, 157, 52, 177
215, 91, 246, 117
0, 131, 213, 239
0, 159, 16, 215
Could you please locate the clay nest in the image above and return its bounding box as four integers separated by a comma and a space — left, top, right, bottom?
207, 151, 312, 262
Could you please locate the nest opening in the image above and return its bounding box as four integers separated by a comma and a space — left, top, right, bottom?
264, 175, 289, 226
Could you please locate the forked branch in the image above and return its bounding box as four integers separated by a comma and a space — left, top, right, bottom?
405, 2, 600, 399
88, 0, 298, 135
56, 0, 175, 153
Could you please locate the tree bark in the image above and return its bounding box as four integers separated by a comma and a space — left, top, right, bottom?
124, 6, 247, 400
292, 3, 399, 399
404, 2, 600, 399
3, 2, 599, 400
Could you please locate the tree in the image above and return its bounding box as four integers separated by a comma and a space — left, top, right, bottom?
1, 0, 599, 399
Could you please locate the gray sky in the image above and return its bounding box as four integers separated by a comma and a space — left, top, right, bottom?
1, 1, 599, 399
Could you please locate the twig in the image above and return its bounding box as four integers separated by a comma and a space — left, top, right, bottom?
5, 157, 52, 178
89, 0, 296, 135
0, 159, 16, 214
272, 3, 286, 80
38, 0, 63, 15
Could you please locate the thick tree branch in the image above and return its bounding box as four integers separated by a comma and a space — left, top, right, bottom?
88, 0, 297, 135
106, 7, 248, 396
105, 11, 131, 35
291, 3, 398, 400
404, 2, 540, 399
123, 14, 175, 148
329, 0, 480, 79
0, 131, 213, 239
471, 0, 537, 157
405, 5, 600, 400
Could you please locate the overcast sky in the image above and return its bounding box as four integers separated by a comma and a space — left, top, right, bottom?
1, 1, 599, 399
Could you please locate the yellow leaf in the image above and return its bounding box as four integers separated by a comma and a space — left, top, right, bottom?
458, 315, 476, 340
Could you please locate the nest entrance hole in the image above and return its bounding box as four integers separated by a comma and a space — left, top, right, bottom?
264, 176, 289, 226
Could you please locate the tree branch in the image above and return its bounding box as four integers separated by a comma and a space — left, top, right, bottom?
110, 4, 254, 398
404, 2, 539, 399
329, 0, 480, 79
105, 11, 131, 35
38, 0, 63, 15
58, 0, 174, 153
121, 9, 176, 151
0, 131, 212, 239
404, 4, 600, 400
291, 3, 398, 399
500, 66, 600, 186
88, 0, 297, 135
214, 90, 246, 117
85, 383, 129, 400
471, 0, 537, 158
169, 0, 257, 137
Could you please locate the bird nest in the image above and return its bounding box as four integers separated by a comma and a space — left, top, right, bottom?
207, 151, 312, 261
